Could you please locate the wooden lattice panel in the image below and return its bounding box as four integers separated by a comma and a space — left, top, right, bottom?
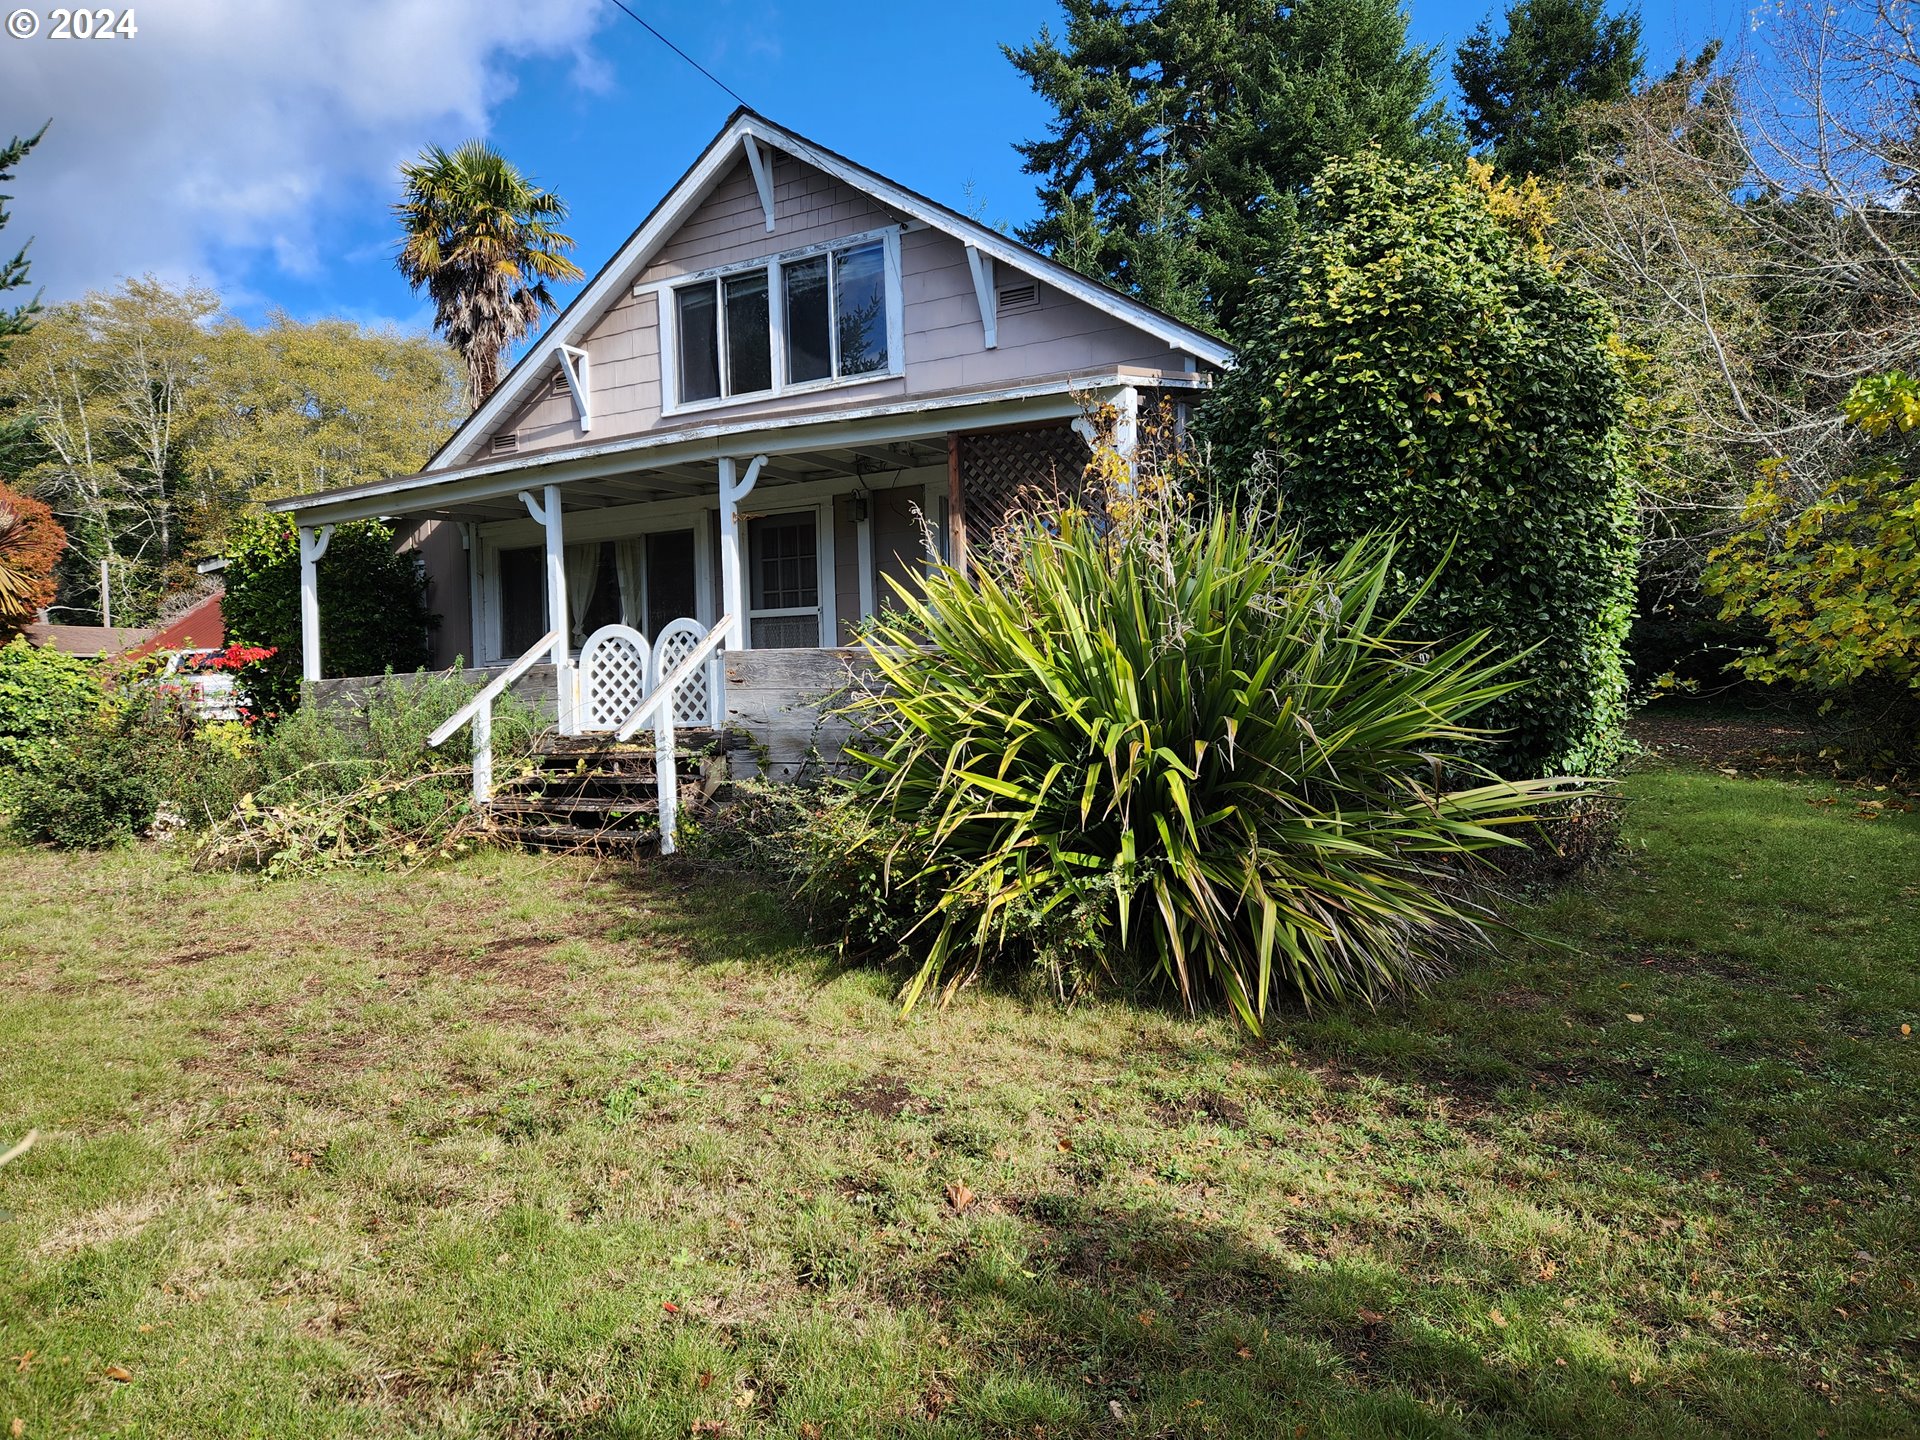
955, 423, 1093, 562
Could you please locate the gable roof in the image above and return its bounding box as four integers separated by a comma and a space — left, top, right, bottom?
426, 107, 1234, 473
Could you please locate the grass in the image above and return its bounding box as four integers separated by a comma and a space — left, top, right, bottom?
0, 758, 1915, 1437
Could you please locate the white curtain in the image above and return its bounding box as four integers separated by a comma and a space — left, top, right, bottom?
565, 542, 599, 646
614, 537, 647, 633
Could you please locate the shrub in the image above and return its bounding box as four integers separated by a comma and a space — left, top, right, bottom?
1706, 373, 1920, 766
1200, 150, 1639, 778
810, 498, 1587, 1035
9, 720, 163, 848
0, 635, 104, 772
222, 513, 435, 716
198, 669, 544, 876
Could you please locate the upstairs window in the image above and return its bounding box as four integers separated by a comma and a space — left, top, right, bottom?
665, 230, 897, 411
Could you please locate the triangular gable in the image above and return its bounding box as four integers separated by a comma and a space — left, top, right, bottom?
427, 108, 1232, 474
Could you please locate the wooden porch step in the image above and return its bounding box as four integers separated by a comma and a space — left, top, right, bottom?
491, 820, 658, 852
490, 795, 661, 818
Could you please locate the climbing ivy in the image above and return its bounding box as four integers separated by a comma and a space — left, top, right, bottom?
1202, 151, 1639, 778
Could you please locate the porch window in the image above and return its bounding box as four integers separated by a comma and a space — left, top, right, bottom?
667, 229, 898, 410
747, 512, 821, 648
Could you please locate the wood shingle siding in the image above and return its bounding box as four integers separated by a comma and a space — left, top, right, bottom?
477, 150, 1200, 467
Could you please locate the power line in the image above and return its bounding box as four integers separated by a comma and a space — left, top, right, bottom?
602, 0, 752, 110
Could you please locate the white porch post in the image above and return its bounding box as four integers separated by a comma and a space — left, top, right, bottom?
519, 485, 575, 734
297, 524, 333, 686
717, 454, 766, 651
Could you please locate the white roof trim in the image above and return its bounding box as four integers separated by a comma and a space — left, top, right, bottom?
426, 109, 1231, 475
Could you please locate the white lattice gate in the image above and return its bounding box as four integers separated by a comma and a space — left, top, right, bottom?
576, 624, 653, 733
650, 618, 722, 727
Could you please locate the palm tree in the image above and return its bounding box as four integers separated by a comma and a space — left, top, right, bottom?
394, 142, 584, 409
0, 482, 63, 638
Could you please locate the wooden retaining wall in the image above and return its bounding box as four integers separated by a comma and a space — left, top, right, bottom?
306, 649, 876, 783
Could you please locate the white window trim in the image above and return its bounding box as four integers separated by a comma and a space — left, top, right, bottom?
745, 502, 835, 649
650, 227, 905, 420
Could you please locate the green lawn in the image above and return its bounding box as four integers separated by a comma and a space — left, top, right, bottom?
0, 761, 1915, 1437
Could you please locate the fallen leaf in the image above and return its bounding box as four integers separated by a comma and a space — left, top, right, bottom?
13, 1351, 33, 1374
1235, 1345, 1254, 1360
136, 1324, 153, 1334
1109, 1399, 1127, 1422
1057, 1137, 1074, 1152
1903, 1024, 1912, 1037
697, 1369, 713, 1390
1539, 1261, 1558, 1280
798, 1426, 823, 1440
689, 1422, 729, 1436
944, 1181, 975, 1213
1357, 1308, 1386, 1325
1626, 1013, 1645, 1024
1489, 1308, 1509, 1329
1137, 1309, 1156, 1328
103, 1365, 132, 1383
10, 1418, 22, 1438
661, 1301, 680, 1315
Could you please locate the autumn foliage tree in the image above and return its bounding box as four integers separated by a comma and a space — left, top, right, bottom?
0, 480, 62, 640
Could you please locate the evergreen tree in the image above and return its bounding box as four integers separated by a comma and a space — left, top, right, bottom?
1455, 0, 1643, 178
0, 123, 48, 483
1006, 0, 1457, 329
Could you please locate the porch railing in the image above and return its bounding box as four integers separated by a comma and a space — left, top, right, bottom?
611, 614, 734, 855
427, 626, 564, 806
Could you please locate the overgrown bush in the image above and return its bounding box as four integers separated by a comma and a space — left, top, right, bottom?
1707, 372, 1920, 767
222, 513, 436, 716
808, 496, 1588, 1035
198, 669, 544, 876
0, 635, 104, 773
8, 708, 166, 847
1201, 150, 1639, 779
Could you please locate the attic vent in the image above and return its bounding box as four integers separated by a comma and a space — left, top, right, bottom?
550, 370, 570, 397
491, 432, 520, 456
997, 280, 1040, 313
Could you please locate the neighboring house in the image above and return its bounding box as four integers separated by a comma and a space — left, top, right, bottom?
271, 109, 1231, 776
20, 624, 157, 659
125, 585, 226, 663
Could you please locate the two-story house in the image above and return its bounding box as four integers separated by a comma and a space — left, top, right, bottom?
274, 109, 1231, 790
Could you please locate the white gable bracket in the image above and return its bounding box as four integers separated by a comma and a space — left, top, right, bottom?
742, 137, 776, 233
964, 244, 997, 350
558, 345, 592, 433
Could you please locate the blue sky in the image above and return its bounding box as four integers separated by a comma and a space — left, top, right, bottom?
2, 0, 1746, 336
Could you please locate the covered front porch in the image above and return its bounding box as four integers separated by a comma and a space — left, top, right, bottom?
279, 375, 1163, 760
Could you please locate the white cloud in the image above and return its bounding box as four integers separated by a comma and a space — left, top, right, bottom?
1, 0, 611, 304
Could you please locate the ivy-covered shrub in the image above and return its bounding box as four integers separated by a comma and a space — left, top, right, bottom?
1706, 372, 1920, 766
807, 495, 1585, 1036
0, 635, 104, 773
223, 513, 435, 717
1201, 150, 1639, 778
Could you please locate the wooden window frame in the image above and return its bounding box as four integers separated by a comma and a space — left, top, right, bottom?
652, 227, 905, 419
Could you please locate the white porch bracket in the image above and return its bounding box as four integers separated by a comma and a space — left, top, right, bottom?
717, 454, 767, 652
558, 344, 592, 432
964, 243, 997, 349
742, 136, 776, 232
519, 483, 576, 734
297, 523, 333, 685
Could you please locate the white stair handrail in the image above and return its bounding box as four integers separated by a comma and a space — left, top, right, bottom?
429, 626, 565, 805
612, 613, 734, 855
